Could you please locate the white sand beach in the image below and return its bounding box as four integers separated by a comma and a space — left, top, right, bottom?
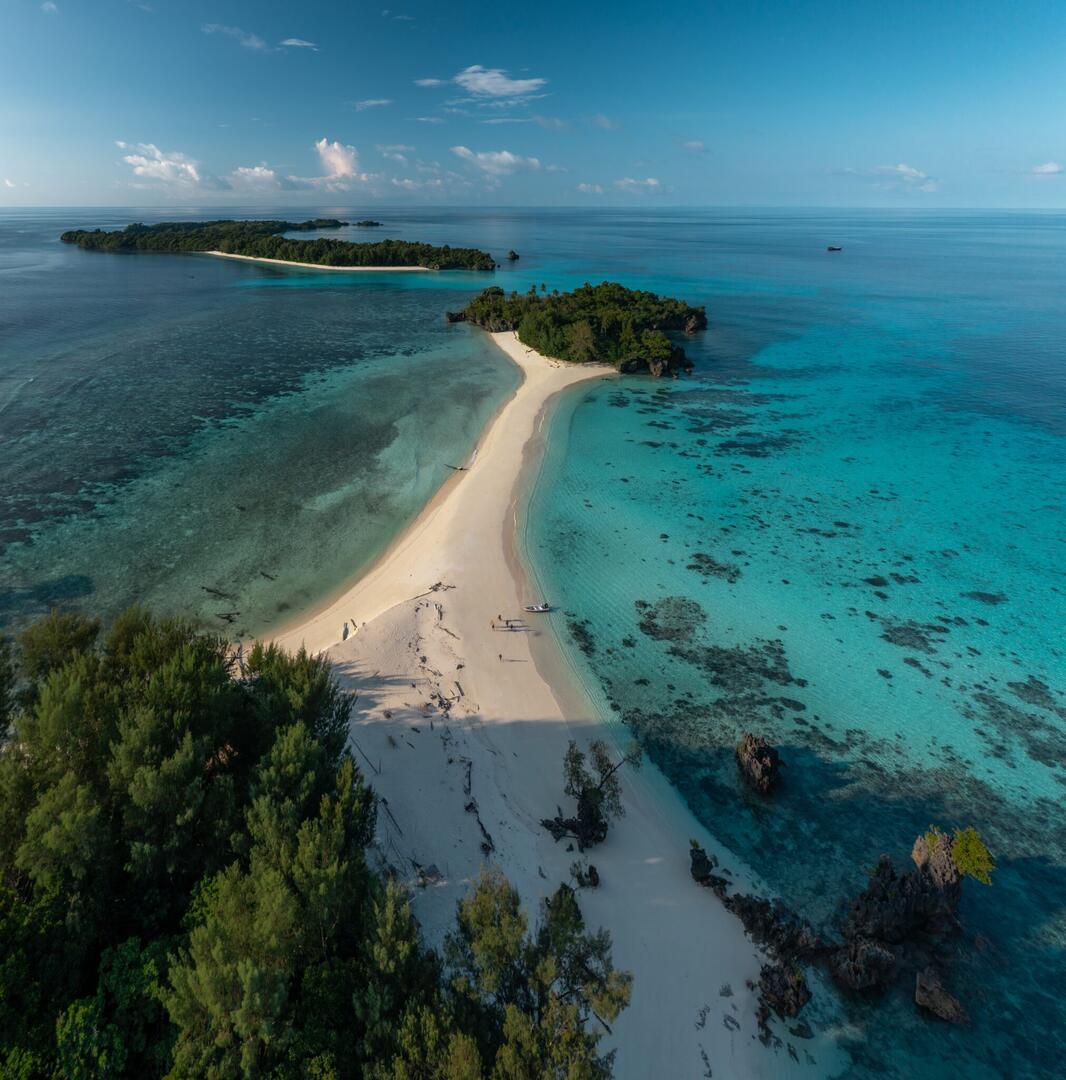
205, 250, 433, 271
274, 333, 841, 1078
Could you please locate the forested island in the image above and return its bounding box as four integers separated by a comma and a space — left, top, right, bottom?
449, 282, 707, 376
0, 610, 630, 1077
60, 219, 496, 271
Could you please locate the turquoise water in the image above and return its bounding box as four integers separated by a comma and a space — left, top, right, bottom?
0, 209, 519, 637
520, 211, 1065, 1078
3, 208, 1063, 1077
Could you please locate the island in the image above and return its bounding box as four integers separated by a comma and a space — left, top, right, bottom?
60, 219, 496, 271
447, 282, 707, 376
353, 219, 383, 227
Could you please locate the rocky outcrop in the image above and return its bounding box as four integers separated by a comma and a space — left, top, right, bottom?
915, 967, 968, 1024
757, 961, 812, 1029
828, 936, 896, 992
444, 310, 467, 323
689, 828, 981, 1030
618, 345, 693, 379
735, 733, 782, 795
506, 249, 520, 261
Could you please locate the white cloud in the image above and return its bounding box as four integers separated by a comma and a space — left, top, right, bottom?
454, 65, 546, 100
614, 176, 661, 194
229, 164, 283, 190
355, 98, 393, 111
280, 38, 318, 50
313, 138, 366, 182
378, 143, 414, 163
591, 113, 618, 130
577, 183, 603, 194
480, 117, 535, 125
41, 1, 58, 12
871, 162, 938, 192
535, 116, 566, 130
415, 78, 445, 87
1031, 161, 1062, 175
3, 178, 16, 189
416, 116, 445, 124
201, 24, 268, 50
450, 146, 540, 176
117, 141, 203, 186
680, 138, 706, 152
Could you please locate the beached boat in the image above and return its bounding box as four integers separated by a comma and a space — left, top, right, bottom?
524, 602, 551, 613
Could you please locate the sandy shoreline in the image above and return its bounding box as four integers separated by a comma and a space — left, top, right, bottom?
205, 250, 433, 272
273, 333, 841, 1078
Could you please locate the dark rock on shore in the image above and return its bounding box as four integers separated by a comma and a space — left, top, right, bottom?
915, 966, 969, 1024
736, 732, 782, 795
757, 961, 812, 1028
444, 310, 466, 323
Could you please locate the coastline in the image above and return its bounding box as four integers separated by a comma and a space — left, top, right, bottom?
205, 250, 434, 272
272, 333, 842, 1078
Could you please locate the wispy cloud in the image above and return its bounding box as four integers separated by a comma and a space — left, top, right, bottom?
3, 178, 16, 189
378, 143, 415, 163
591, 113, 618, 130
872, 162, 938, 192
280, 38, 318, 50
41, 1, 58, 12
354, 98, 393, 111
382, 9, 415, 21
229, 164, 294, 191
1031, 161, 1062, 175
577, 183, 603, 194
415, 116, 445, 124
116, 141, 204, 187
201, 24, 268, 50
450, 146, 540, 176
415, 77, 445, 87
454, 65, 546, 99
679, 138, 706, 152
614, 176, 661, 194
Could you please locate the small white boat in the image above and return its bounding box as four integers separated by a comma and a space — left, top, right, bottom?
524, 602, 551, 613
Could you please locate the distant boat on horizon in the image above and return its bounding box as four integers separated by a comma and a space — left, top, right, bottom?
827, 245, 843, 252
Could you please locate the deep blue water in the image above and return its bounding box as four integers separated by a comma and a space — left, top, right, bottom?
2, 207, 1063, 1077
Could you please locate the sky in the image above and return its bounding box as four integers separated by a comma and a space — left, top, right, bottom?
3, 0, 1066, 207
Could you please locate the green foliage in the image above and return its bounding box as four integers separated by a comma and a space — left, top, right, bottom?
60, 219, 495, 270
951, 826, 995, 885
0, 608, 630, 1078
446, 870, 631, 1078
459, 282, 707, 371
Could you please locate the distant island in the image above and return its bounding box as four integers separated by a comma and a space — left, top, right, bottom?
449, 282, 707, 376
60, 219, 496, 271
353, 219, 383, 227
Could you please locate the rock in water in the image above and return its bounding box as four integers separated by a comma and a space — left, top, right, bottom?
829, 936, 897, 992
915, 967, 969, 1024
757, 961, 812, 1028
736, 732, 782, 794
506, 249, 519, 261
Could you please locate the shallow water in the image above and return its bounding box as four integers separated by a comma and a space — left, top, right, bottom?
3, 207, 1063, 1077
0, 209, 519, 637
521, 210, 1065, 1078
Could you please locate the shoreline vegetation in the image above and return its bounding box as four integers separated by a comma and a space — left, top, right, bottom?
449, 282, 707, 377
0, 610, 630, 1077
60, 218, 497, 271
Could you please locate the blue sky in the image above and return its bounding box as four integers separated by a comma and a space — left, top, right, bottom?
3, 0, 1066, 206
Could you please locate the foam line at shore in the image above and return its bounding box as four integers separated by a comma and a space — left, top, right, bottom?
272, 332, 844, 1078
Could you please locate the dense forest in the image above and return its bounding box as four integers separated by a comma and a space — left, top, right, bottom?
60, 220, 496, 271
452, 283, 707, 376
0, 610, 630, 1078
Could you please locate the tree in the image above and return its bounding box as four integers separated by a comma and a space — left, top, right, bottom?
950, 826, 995, 885
446, 870, 631, 1078
17, 610, 100, 685
541, 741, 642, 850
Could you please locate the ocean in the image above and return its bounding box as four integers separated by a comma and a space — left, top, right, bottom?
2, 207, 1063, 1078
